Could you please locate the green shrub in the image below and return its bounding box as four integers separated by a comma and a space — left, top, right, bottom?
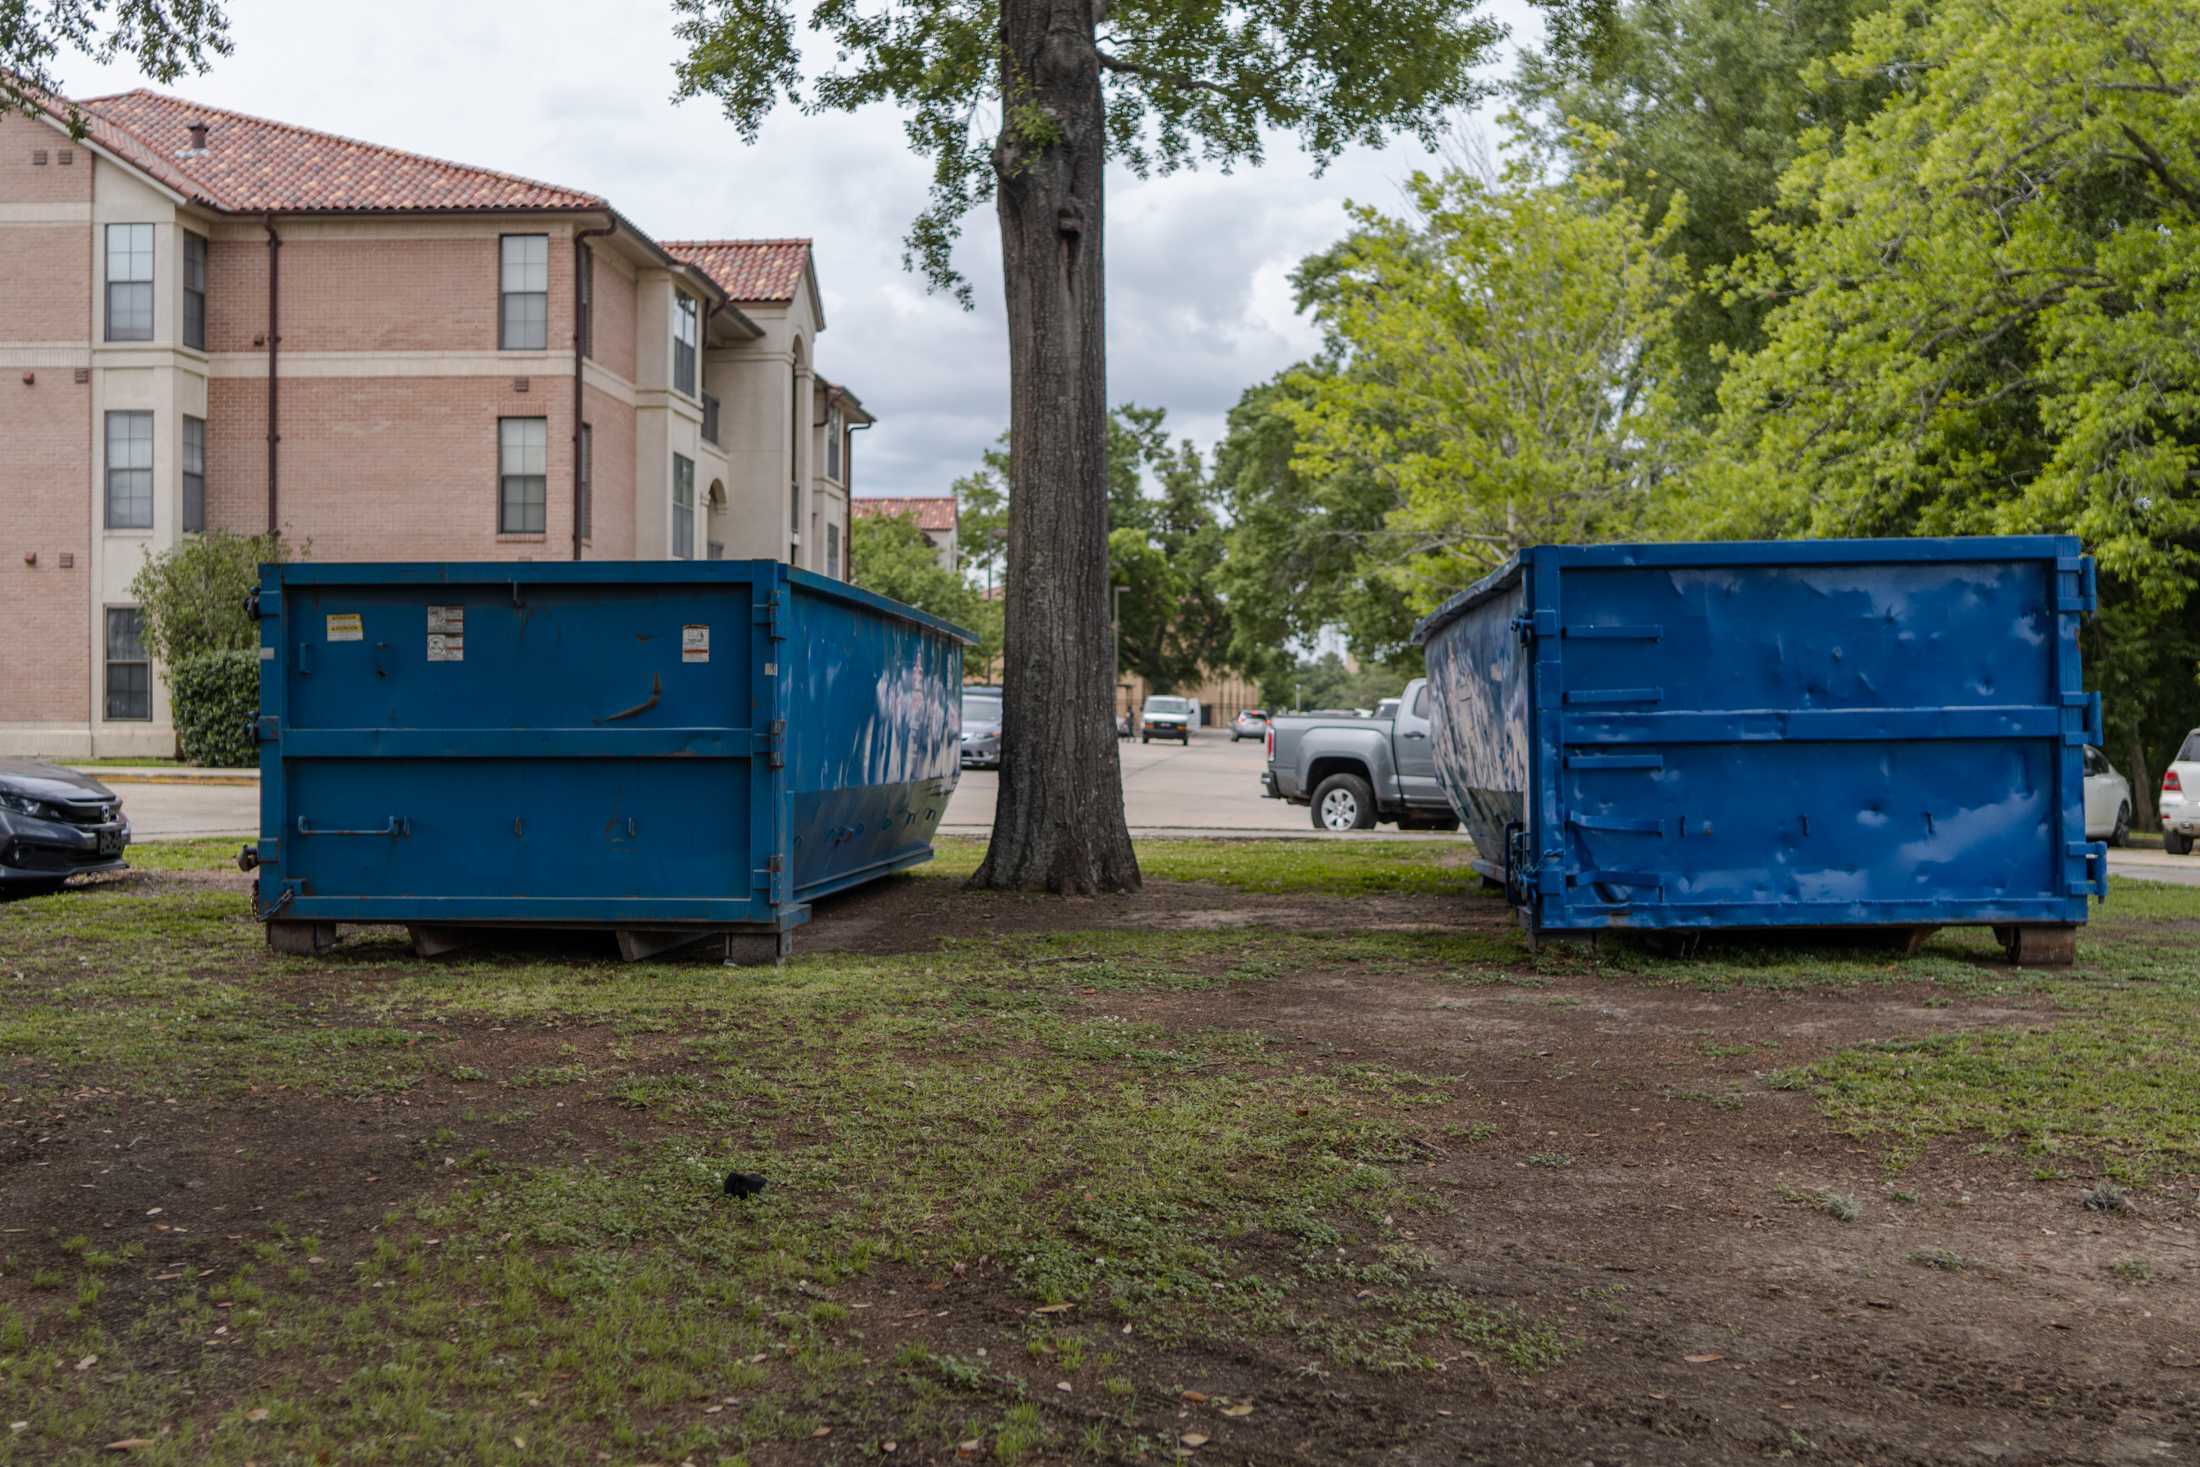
170, 651, 260, 768
126, 530, 289, 670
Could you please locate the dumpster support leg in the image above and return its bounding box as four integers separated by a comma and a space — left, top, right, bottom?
407, 924, 474, 959
722, 930, 793, 967
267, 920, 337, 956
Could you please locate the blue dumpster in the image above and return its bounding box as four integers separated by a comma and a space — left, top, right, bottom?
1411, 537, 2105, 963
246, 560, 969, 962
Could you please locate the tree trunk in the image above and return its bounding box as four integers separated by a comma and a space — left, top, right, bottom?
972, 0, 1141, 893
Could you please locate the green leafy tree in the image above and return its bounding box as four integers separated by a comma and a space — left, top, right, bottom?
1514, 0, 1885, 418
1258, 650, 1418, 716
1106, 403, 1232, 690
1701, 0, 2200, 786
854, 510, 1000, 673
3, 0, 230, 125
1287, 134, 1694, 618
673, 0, 1503, 894
951, 436, 1011, 597
1215, 370, 1419, 681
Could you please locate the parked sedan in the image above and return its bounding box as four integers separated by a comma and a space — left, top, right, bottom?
0, 762, 130, 893
1230, 708, 1270, 742
2083, 745, 2133, 846
960, 686, 1003, 769
2163, 728, 2200, 855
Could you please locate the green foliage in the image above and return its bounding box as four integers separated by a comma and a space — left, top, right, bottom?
1284, 133, 1695, 616
1515, 0, 1886, 418
671, 0, 1504, 302
1217, 371, 1419, 675
1106, 405, 1233, 691
168, 650, 258, 768
854, 511, 998, 672
1700, 0, 2200, 788
1, 1, 232, 131
125, 531, 284, 671
1258, 651, 1417, 717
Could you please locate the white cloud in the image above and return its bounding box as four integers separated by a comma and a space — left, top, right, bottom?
56, 0, 1542, 497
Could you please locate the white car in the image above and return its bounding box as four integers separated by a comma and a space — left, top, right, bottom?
2162, 729, 2200, 855
2082, 745, 2133, 847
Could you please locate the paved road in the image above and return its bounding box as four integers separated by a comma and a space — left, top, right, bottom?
100, 736, 2200, 888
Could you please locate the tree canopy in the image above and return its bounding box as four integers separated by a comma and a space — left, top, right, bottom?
673, 0, 1504, 302
2, 0, 230, 126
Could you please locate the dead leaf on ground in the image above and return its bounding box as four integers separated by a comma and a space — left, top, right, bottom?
1683, 1352, 1724, 1364
1221, 1402, 1254, 1418
1180, 1432, 1210, 1448
244, 1409, 269, 1423
105, 1441, 156, 1453
1180, 1390, 1208, 1404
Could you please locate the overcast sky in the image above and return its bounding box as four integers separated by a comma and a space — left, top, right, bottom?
57, 1, 1542, 500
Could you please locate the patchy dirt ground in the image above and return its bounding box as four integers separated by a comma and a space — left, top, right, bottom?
5, 860, 2197, 1464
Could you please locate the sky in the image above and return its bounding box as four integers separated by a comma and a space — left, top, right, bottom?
56, 0, 1543, 501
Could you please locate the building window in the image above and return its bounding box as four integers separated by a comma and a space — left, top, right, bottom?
104, 411, 154, 529
182, 416, 206, 533
105, 224, 154, 342
825, 406, 842, 481
672, 454, 695, 559
701, 391, 721, 446
578, 422, 592, 542
707, 540, 725, 561
827, 521, 841, 580
183, 231, 207, 350
577, 243, 593, 359
498, 417, 548, 533
673, 293, 699, 397
105, 608, 150, 721
499, 234, 549, 350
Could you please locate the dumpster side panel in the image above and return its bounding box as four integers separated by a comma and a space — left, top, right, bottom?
784, 570, 964, 901
1420, 560, 1529, 874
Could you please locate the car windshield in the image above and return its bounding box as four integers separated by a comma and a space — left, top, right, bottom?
1146, 698, 1190, 714
2182, 731, 2200, 762
962, 695, 1001, 725
1243, 710, 1266, 720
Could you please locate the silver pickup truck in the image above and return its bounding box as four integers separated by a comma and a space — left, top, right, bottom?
1260, 678, 1461, 832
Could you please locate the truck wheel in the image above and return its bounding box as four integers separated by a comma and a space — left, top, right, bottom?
1312, 773, 1378, 832
2169, 831, 2194, 856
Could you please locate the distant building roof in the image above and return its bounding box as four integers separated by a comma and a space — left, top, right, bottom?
70, 88, 604, 213
661, 240, 813, 304
852, 497, 958, 534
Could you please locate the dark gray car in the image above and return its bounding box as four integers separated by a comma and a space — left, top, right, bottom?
0, 761, 131, 892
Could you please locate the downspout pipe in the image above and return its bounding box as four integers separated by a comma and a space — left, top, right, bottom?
847, 416, 873, 582
264, 216, 280, 537
573, 220, 616, 561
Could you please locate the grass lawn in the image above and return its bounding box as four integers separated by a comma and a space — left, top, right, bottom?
4, 839, 2197, 1462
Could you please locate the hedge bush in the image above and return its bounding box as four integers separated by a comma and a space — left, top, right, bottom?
170, 650, 260, 768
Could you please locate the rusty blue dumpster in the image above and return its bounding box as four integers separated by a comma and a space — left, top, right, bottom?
245, 560, 969, 961
1411, 537, 2104, 964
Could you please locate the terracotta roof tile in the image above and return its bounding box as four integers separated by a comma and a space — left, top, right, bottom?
661, 239, 812, 303
853, 497, 957, 534
76, 89, 602, 213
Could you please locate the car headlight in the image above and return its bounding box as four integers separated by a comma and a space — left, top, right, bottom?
0, 791, 53, 819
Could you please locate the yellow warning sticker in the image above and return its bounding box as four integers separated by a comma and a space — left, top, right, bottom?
325, 612, 363, 642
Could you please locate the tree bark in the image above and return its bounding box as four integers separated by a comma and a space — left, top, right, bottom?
972, 0, 1141, 893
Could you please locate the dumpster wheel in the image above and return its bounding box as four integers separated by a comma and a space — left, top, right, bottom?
1995, 924, 2076, 967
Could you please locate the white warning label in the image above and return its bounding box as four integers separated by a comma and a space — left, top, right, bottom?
682, 624, 710, 663
325, 612, 363, 642
427, 605, 465, 662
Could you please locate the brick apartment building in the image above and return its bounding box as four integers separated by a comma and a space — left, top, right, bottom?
0, 89, 874, 756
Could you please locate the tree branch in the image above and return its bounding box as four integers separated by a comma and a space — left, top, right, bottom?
1094, 48, 1235, 98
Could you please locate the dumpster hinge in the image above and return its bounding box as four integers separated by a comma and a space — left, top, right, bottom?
758, 718, 786, 769
2055, 555, 2097, 615
755, 590, 785, 639
753, 853, 783, 892
246, 714, 278, 744
1510, 610, 1559, 644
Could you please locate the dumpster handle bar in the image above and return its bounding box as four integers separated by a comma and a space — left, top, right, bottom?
296, 816, 411, 838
